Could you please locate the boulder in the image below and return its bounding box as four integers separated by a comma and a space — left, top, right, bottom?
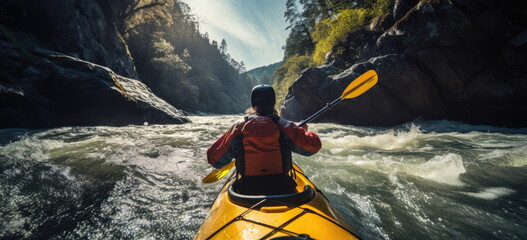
393, 0, 419, 22
0, 34, 189, 129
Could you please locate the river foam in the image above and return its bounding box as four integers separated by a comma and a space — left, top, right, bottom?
406, 153, 466, 186
504, 147, 527, 167
319, 124, 422, 151
348, 153, 466, 186
461, 187, 516, 200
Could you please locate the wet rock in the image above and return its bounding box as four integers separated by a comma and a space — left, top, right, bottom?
0, 35, 189, 129
393, 0, 419, 22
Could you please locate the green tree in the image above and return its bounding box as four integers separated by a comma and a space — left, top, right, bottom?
152, 37, 191, 73
284, 0, 315, 57
116, 0, 169, 34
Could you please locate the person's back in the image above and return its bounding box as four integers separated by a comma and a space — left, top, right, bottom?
207, 85, 321, 195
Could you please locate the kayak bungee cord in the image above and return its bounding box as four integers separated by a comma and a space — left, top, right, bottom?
204, 194, 360, 240
195, 163, 362, 239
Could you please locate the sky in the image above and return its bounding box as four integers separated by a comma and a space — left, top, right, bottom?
182, 0, 289, 70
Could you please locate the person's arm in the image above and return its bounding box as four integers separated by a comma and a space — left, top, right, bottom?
207, 123, 243, 169
278, 119, 321, 156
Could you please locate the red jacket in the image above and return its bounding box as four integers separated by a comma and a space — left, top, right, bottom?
207, 115, 322, 171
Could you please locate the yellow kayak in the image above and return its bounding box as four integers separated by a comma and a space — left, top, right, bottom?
194, 163, 361, 240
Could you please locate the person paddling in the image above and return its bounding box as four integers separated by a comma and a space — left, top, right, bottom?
207, 84, 321, 195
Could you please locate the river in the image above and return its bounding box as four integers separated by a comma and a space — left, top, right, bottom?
1, 115, 526, 239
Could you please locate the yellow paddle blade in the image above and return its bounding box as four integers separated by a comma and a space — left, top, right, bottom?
340, 70, 378, 100
202, 160, 235, 183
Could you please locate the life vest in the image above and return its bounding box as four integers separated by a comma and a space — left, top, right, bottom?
235, 115, 292, 177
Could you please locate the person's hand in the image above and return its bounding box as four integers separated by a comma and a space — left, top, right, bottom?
299, 122, 308, 131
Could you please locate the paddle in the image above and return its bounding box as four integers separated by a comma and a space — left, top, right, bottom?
298, 69, 378, 127
201, 69, 378, 183
202, 160, 235, 183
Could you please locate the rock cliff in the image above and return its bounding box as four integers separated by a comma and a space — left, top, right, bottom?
18, 0, 138, 78
280, 0, 527, 127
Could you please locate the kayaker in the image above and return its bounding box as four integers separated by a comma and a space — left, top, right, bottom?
207, 84, 321, 195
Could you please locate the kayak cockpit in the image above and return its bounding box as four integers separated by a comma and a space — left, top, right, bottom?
228, 167, 317, 208
228, 184, 315, 208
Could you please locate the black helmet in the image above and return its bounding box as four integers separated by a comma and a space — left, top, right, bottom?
251, 84, 275, 107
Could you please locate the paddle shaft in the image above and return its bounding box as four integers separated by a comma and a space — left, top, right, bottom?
298, 97, 341, 128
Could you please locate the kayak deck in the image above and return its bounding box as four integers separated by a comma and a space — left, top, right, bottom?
194, 164, 361, 240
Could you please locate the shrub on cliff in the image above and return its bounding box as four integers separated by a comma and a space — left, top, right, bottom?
272, 55, 312, 107
312, 8, 370, 65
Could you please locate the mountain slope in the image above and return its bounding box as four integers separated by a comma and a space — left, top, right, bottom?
246, 61, 283, 85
